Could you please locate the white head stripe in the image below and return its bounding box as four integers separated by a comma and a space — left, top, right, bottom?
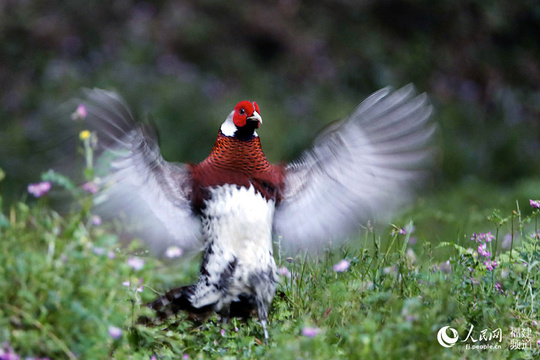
220, 110, 259, 137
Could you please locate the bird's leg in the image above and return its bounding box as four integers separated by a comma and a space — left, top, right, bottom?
220, 305, 230, 324
261, 319, 269, 343
255, 297, 270, 343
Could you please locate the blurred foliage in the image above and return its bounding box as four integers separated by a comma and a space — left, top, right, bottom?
1, 0, 540, 203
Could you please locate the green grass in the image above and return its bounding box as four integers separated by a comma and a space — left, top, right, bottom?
1, 176, 539, 359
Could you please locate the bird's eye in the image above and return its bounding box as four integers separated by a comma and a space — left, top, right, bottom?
239, 108, 245, 115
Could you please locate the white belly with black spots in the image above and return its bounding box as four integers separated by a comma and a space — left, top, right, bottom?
190, 184, 277, 312
204, 184, 275, 261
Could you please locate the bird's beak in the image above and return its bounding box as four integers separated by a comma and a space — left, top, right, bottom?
247, 111, 262, 127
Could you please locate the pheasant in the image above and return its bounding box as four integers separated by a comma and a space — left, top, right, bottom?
81, 85, 436, 340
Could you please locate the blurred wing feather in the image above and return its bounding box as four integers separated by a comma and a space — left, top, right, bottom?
273, 85, 436, 252
82, 89, 202, 252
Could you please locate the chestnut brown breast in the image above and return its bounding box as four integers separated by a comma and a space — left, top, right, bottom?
189, 132, 285, 212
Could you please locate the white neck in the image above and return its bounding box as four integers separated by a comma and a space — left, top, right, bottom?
220, 111, 258, 137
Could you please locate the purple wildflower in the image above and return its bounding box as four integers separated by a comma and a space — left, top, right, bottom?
485, 260, 498, 271
27, 181, 51, 198
71, 104, 87, 120
398, 228, 407, 235
220, 329, 226, 337
127, 257, 145, 271
91, 215, 102, 226
165, 246, 183, 258
183, 354, 190, 360
471, 232, 494, 243
302, 326, 320, 337
82, 182, 98, 194
93, 247, 106, 256
495, 282, 504, 294
0, 343, 20, 360
439, 260, 452, 274
477, 243, 491, 258
108, 250, 116, 259
108, 326, 122, 339
530, 199, 540, 209
333, 259, 350, 273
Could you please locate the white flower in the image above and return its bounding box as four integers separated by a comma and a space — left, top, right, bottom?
333, 259, 350, 273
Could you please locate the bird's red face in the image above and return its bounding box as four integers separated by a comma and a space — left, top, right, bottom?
233, 101, 262, 128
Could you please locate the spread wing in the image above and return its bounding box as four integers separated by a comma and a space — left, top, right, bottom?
273, 85, 437, 252
81, 89, 202, 253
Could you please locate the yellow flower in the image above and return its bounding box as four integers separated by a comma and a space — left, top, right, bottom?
79, 130, 91, 140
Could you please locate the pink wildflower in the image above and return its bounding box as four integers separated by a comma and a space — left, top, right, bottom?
127, 257, 145, 271
483, 232, 495, 242
0, 343, 20, 360
302, 326, 320, 337
122, 279, 143, 292
278, 266, 291, 278
108, 326, 122, 339
477, 243, 491, 258
27, 181, 51, 198
71, 104, 88, 120
485, 260, 498, 271
530, 199, 540, 209
165, 246, 183, 258
82, 182, 98, 194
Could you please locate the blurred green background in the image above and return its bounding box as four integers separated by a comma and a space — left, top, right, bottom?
1, 0, 540, 204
